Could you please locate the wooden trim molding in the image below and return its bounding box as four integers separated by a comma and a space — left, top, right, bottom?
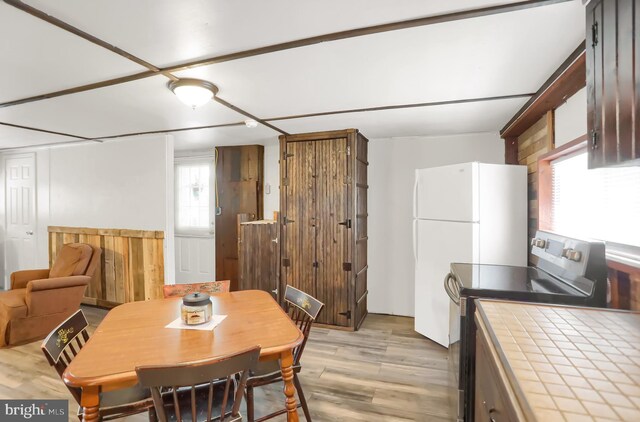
279, 128, 357, 142
48, 226, 164, 239
501, 42, 586, 138
266, 93, 534, 122
0, 121, 91, 140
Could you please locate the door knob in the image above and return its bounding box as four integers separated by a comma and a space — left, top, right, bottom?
26, 231, 34, 235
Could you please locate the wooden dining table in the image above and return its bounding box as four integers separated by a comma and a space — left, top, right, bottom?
63, 290, 304, 422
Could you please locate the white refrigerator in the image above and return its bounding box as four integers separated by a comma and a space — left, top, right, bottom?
413, 162, 527, 347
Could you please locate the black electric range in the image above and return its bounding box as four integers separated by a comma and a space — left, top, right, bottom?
445, 230, 607, 422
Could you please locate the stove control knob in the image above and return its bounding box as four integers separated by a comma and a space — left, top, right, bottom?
562, 248, 582, 261
531, 238, 546, 248
567, 250, 582, 262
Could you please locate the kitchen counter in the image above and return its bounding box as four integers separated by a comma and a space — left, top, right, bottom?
475, 299, 640, 421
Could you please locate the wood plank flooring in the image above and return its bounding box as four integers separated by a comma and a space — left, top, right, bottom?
0, 307, 454, 421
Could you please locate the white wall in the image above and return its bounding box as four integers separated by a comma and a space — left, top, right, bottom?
49, 137, 170, 230
263, 143, 280, 219
555, 87, 587, 147
368, 133, 505, 316
1, 135, 175, 288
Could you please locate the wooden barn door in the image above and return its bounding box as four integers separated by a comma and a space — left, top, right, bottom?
281, 138, 350, 327
315, 138, 350, 326
281, 141, 316, 301
215, 146, 263, 291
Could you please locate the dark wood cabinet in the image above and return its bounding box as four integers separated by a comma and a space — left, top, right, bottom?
279, 129, 368, 329
586, 0, 640, 168
238, 219, 280, 301
475, 314, 521, 422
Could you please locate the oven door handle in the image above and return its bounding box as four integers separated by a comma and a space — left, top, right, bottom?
444, 273, 460, 305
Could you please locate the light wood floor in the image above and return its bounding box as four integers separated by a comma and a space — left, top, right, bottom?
0, 307, 454, 421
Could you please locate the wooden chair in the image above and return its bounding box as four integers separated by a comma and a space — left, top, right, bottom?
41, 310, 156, 421
162, 280, 231, 298
136, 346, 261, 422
245, 286, 324, 422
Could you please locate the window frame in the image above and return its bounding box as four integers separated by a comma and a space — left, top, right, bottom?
538, 134, 640, 267
174, 156, 215, 237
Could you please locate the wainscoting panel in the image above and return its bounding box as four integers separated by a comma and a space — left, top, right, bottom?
48, 226, 164, 308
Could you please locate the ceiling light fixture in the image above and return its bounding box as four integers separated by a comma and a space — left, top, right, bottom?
244, 119, 258, 128
168, 78, 218, 109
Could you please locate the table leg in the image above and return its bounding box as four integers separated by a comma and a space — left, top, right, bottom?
80, 386, 100, 422
280, 349, 299, 422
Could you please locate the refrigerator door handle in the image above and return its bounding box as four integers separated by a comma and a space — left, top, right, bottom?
444, 273, 460, 305
413, 171, 419, 218
412, 219, 418, 262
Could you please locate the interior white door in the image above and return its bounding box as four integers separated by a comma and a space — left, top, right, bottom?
5, 154, 37, 288
414, 162, 478, 222
175, 235, 215, 284
174, 158, 215, 284
414, 219, 477, 347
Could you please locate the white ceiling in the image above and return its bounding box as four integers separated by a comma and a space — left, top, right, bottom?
0, 0, 586, 150
23, 0, 531, 67
0, 4, 146, 103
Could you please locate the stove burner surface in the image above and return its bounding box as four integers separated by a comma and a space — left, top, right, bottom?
450, 263, 589, 297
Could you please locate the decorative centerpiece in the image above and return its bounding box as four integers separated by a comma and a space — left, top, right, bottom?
181, 292, 212, 325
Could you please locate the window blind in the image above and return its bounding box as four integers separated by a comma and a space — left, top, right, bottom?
551, 151, 640, 247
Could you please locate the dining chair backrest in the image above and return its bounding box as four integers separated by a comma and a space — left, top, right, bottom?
283, 285, 324, 365
136, 346, 260, 422
41, 310, 90, 404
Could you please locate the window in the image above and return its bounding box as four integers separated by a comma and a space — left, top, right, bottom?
550, 149, 640, 247
175, 161, 213, 233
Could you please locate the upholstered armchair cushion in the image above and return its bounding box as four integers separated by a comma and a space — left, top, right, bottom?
50, 243, 93, 278
10, 269, 50, 290
26, 276, 90, 318
0, 289, 28, 320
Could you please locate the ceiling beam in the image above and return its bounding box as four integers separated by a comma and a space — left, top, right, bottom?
213, 97, 289, 135
90, 121, 244, 142
0, 121, 92, 140
0, 0, 571, 110
80, 93, 533, 142
264, 93, 534, 122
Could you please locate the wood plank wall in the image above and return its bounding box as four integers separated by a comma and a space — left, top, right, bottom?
516, 111, 554, 261
48, 226, 165, 308
609, 261, 640, 311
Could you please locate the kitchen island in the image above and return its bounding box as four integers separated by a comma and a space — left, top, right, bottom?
475, 299, 640, 421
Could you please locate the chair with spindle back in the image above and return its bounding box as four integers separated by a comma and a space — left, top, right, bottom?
41, 310, 156, 421
136, 346, 261, 422
245, 285, 324, 422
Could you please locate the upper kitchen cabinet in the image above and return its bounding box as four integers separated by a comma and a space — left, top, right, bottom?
586, 0, 640, 168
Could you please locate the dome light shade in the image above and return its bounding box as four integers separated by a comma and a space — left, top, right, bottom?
168, 79, 218, 108
244, 119, 258, 128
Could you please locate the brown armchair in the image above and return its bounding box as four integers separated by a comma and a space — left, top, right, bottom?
0, 243, 101, 347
